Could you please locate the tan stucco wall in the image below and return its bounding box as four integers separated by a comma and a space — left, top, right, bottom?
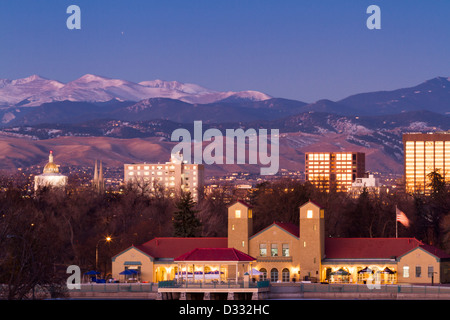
112, 247, 154, 282
397, 248, 443, 284
249, 225, 301, 282
299, 202, 325, 281
228, 202, 253, 254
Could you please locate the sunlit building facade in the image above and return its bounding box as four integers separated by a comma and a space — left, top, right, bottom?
403, 132, 450, 194
305, 152, 365, 192
124, 153, 204, 201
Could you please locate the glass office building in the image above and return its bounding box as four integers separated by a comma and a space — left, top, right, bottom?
305, 152, 365, 192
403, 132, 450, 194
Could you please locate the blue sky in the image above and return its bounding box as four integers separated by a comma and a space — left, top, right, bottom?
0, 0, 449, 102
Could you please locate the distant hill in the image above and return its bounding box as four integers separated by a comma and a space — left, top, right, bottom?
337, 77, 450, 115
1, 110, 448, 175
2, 97, 309, 126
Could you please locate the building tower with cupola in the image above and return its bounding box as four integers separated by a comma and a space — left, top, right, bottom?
299, 200, 325, 281
227, 200, 253, 255
34, 151, 68, 191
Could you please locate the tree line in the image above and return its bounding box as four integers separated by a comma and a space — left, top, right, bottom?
0, 170, 449, 299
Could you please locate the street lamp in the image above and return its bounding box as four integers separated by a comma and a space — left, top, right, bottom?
430, 271, 438, 286
95, 236, 112, 272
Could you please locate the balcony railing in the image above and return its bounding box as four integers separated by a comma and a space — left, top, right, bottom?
158, 280, 270, 289
256, 255, 293, 262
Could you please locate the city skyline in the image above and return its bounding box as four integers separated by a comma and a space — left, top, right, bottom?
0, 1, 449, 102
1, 1, 450, 304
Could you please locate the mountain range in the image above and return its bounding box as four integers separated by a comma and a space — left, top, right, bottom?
0, 74, 272, 108
0, 75, 448, 127
0, 74, 448, 176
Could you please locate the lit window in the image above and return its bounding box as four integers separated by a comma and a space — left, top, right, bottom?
270, 268, 278, 282
282, 268, 290, 282
307, 210, 313, 219
235, 210, 241, 218
282, 244, 289, 257
428, 266, 434, 278
259, 244, 267, 256
271, 244, 278, 256
403, 266, 410, 278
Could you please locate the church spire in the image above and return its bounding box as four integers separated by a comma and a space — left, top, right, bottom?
93, 159, 98, 184
99, 160, 104, 192
92, 159, 105, 193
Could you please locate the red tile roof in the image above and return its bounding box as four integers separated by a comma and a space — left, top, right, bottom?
228, 200, 253, 208
273, 222, 300, 238
418, 244, 450, 259
174, 248, 256, 262
250, 221, 299, 239
324, 238, 424, 259
134, 237, 228, 259
301, 199, 324, 209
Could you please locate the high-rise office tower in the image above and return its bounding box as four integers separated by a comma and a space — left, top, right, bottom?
403, 131, 450, 194
305, 152, 365, 192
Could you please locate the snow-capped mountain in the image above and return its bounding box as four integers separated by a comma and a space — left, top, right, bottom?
0, 75, 65, 106
0, 74, 272, 107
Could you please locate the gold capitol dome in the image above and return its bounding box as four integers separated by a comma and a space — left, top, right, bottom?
43, 150, 60, 174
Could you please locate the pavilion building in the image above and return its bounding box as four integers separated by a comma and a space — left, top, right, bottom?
111, 200, 450, 284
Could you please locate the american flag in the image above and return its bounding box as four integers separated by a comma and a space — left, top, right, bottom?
396, 207, 410, 227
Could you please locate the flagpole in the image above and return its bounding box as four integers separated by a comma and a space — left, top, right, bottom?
395, 205, 398, 238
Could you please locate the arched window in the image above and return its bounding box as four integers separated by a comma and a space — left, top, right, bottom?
259, 268, 267, 281
270, 268, 278, 282
282, 268, 290, 282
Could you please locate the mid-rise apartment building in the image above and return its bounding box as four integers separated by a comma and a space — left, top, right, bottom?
124, 153, 204, 201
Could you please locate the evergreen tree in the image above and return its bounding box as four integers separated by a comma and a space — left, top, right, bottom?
427, 169, 447, 198
172, 192, 201, 237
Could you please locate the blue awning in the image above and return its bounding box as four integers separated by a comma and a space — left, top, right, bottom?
84, 270, 100, 275
120, 269, 139, 275
124, 261, 142, 266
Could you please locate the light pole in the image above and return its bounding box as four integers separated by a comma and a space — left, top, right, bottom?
430, 271, 438, 286
95, 236, 112, 273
